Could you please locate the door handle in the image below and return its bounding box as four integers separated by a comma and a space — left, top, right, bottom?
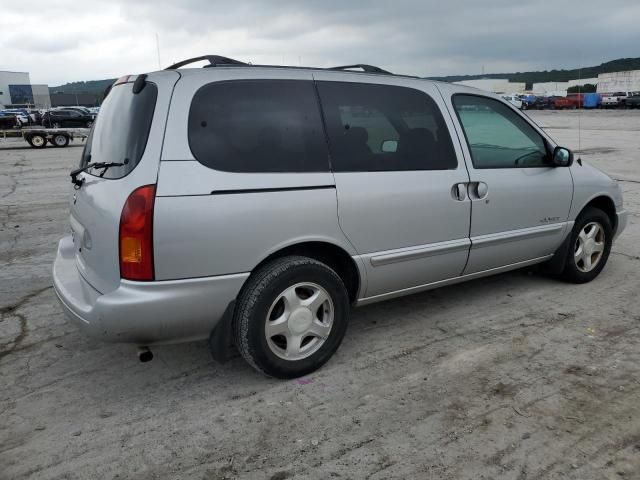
468, 182, 488, 200
451, 183, 467, 201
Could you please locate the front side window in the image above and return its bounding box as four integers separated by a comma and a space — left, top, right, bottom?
453, 95, 549, 169
317, 82, 457, 172
188, 80, 329, 173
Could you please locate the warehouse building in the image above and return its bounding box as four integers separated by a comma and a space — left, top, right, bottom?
0, 70, 51, 108
454, 78, 526, 94
532, 78, 598, 96
597, 70, 640, 93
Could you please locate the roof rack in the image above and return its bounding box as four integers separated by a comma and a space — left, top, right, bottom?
327, 64, 392, 74
165, 55, 247, 70
164, 55, 394, 76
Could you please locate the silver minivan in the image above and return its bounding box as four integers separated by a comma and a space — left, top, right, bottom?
53, 55, 627, 378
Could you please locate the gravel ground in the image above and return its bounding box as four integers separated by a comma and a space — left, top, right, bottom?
1, 110, 639, 480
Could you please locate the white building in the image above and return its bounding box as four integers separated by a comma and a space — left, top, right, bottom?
532, 82, 569, 96
597, 70, 640, 93
0, 70, 51, 108
454, 78, 526, 94
32, 84, 51, 108
0, 71, 30, 108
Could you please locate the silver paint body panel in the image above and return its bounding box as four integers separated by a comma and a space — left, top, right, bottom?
52, 66, 627, 345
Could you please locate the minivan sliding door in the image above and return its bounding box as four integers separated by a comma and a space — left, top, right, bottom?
313, 74, 472, 301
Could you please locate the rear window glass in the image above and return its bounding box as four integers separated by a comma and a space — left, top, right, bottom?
316, 82, 457, 172
81, 81, 157, 179
188, 80, 329, 173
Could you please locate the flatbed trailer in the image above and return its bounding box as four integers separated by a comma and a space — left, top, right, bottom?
0, 126, 89, 148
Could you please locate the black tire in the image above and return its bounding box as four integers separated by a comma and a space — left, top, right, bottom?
85, 121, 93, 128
27, 134, 47, 148
558, 207, 613, 284
51, 134, 69, 147
52, 122, 61, 129
233, 256, 350, 379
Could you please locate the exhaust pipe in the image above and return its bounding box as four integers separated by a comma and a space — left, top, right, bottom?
137, 346, 153, 363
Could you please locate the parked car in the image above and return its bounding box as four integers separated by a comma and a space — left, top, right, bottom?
53, 106, 98, 119
2, 108, 32, 125
0, 111, 18, 129
519, 94, 536, 110
601, 92, 628, 108
534, 96, 556, 109
42, 109, 94, 128
553, 95, 582, 109
583, 93, 601, 109
52, 56, 627, 378
624, 92, 640, 108
501, 94, 522, 109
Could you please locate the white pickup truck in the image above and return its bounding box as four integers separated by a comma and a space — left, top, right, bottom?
601, 92, 628, 108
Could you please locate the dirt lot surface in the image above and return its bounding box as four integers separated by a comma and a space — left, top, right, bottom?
1, 110, 639, 479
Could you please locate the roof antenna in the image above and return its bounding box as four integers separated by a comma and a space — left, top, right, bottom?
155, 33, 162, 70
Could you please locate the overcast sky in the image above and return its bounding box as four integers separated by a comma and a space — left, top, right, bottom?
1, 0, 639, 86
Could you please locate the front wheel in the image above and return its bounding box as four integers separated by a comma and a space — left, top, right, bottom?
233, 256, 350, 378
558, 207, 612, 283
27, 134, 47, 148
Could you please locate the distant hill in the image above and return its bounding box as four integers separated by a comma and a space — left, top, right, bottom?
49, 79, 115, 96
428, 57, 640, 84
48, 57, 640, 95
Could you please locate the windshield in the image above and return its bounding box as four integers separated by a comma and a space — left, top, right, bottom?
80, 80, 157, 179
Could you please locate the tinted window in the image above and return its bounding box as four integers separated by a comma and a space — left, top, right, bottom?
453, 95, 549, 168
316, 82, 457, 171
189, 80, 329, 172
80, 81, 157, 179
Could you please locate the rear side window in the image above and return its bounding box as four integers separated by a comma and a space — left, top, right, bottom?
188, 80, 329, 172
452, 94, 549, 169
81, 81, 157, 179
316, 82, 457, 172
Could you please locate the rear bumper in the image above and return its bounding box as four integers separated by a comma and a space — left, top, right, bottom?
52, 236, 249, 344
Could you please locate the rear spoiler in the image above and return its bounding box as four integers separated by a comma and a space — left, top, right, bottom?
103, 74, 148, 99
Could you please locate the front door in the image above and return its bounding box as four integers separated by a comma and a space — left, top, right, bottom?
445, 92, 573, 274
313, 74, 472, 300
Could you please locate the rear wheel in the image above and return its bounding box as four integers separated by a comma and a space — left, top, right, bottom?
51, 134, 69, 147
27, 134, 47, 148
558, 207, 612, 283
233, 256, 350, 378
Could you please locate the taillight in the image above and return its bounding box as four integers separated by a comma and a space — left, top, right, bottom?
119, 185, 156, 281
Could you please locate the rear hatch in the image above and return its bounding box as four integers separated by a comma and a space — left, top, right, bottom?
69, 71, 180, 293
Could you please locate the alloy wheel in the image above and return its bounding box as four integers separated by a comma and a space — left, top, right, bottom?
574, 221, 605, 273
265, 282, 334, 361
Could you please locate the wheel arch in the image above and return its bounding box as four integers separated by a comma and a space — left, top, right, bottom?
253, 240, 363, 304
580, 195, 617, 234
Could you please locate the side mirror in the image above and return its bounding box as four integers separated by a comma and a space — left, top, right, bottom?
552, 146, 573, 167
381, 140, 398, 153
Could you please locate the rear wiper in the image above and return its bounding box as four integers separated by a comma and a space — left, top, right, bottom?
70, 161, 126, 187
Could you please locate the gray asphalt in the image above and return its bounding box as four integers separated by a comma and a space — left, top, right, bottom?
1, 110, 639, 479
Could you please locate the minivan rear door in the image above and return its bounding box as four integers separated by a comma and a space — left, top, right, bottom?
313, 72, 472, 300
69, 71, 180, 293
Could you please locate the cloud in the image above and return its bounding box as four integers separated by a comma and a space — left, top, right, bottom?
0, 0, 638, 85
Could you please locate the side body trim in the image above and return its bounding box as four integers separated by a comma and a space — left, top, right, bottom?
369, 238, 471, 267
470, 222, 566, 248
357, 254, 553, 306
